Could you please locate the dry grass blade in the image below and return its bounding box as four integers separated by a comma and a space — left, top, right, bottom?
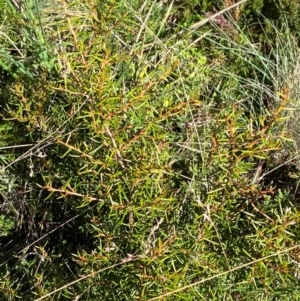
147, 244, 300, 301
33, 255, 141, 301
176, 0, 249, 36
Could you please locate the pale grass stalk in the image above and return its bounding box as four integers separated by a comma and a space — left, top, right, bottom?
147, 243, 300, 301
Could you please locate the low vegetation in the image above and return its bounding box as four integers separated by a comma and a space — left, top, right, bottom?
1, 0, 300, 300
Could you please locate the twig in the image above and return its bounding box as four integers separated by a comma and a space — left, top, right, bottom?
1, 93, 90, 172
147, 243, 300, 301
176, 0, 249, 36
104, 124, 126, 169
144, 217, 164, 256
33, 254, 141, 301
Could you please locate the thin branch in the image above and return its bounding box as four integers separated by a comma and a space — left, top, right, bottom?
147, 243, 300, 301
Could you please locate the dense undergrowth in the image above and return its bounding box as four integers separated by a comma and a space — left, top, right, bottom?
1, 0, 300, 300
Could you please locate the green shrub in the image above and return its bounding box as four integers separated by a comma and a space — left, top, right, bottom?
1, 0, 300, 300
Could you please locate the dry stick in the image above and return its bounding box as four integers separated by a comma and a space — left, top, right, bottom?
0, 144, 33, 150
1, 94, 90, 172
33, 243, 300, 301
141, 0, 249, 52
1, 139, 53, 172
125, 0, 169, 54
144, 217, 164, 256
176, 0, 249, 37
257, 154, 300, 183
147, 243, 300, 301
33, 254, 140, 301
104, 124, 126, 169
0, 213, 81, 268
1, 190, 102, 269
17, 214, 81, 256
135, 0, 249, 79
135, 0, 156, 44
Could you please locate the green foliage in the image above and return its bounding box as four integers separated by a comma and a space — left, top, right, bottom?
0, 0, 300, 300
0, 215, 14, 237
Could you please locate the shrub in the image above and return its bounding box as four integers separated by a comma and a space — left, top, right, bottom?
1, 0, 300, 300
